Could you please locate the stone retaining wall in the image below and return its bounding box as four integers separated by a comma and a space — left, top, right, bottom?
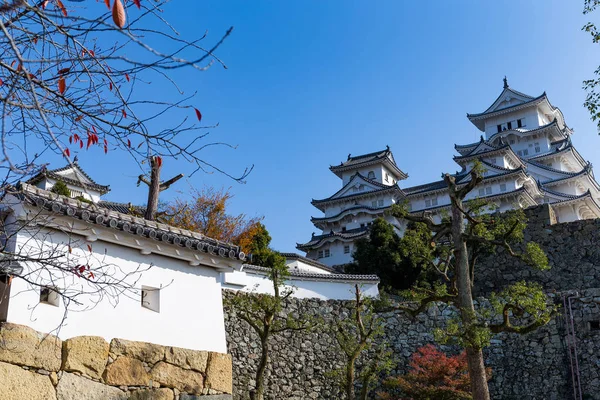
0, 323, 233, 400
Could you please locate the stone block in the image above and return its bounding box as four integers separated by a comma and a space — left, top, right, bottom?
204, 352, 232, 394
0, 361, 57, 400
62, 336, 109, 379
165, 346, 208, 372
128, 388, 174, 400
0, 322, 62, 371
150, 361, 204, 394
57, 372, 126, 400
180, 395, 232, 400
103, 356, 151, 386
109, 338, 165, 365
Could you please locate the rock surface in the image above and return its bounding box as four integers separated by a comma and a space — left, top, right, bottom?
62, 336, 109, 379
0, 323, 62, 371
0, 361, 57, 400
103, 356, 150, 386
150, 361, 204, 393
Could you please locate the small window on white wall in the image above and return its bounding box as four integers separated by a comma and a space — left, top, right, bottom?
485, 187, 492, 195
431, 198, 438, 206
367, 171, 375, 179
371, 201, 377, 207
324, 249, 330, 257
344, 245, 350, 254
318, 250, 324, 258
425, 199, 431, 207
478, 188, 485, 197
40, 287, 60, 307
500, 183, 507, 192
141, 286, 160, 313
378, 199, 384, 207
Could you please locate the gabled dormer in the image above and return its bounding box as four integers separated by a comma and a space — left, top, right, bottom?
467, 78, 566, 138
27, 160, 110, 203
329, 146, 408, 186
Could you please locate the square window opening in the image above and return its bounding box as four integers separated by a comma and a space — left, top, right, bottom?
141, 286, 160, 313
40, 287, 60, 307
324, 249, 330, 258
344, 245, 350, 254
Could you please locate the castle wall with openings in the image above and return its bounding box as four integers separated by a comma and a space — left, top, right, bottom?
224, 205, 600, 400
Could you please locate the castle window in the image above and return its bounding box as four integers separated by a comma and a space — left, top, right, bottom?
478, 188, 485, 197
40, 286, 60, 307
431, 198, 438, 206
385, 173, 389, 182
425, 199, 431, 207
517, 150, 523, 156
141, 286, 160, 313
367, 171, 375, 179
318, 250, 324, 258
534, 142, 540, 153
510, 139, 515, 144
342, 226, 347, 232
372, 201, 377, 207
344, 245, 350, 254
500, 183, 507, 192
360, 223, 365, 228
324, 249, 330, 257
497, 124, 502, 133
507, 121, 512, 130
485, 187, 492, 195
378, 199, 384, 206
523, 149, 529, 156
489, 158, 497, 165
517, 118, 526, 128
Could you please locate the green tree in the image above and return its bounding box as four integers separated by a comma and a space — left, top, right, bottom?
390, 166, 557, 400
330, 285, 392, 400
347, 218, 430, 291
224, 226, 313, 400
50, 181, 70, 197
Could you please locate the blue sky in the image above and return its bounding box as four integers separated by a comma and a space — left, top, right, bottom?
72, 1, 600, 252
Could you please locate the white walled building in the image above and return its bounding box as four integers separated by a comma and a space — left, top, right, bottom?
298, 79, 600, 267
0, 164, 246, 353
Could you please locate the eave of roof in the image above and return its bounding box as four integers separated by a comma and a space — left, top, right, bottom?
311, 184, 404, 210
27, 162, 111, 194
242, 264, 380, 283
542, 163, 594, 186
297, 226, 369, 250
280, 252, 334, 272
467, 92, 547, 120
329, 149, 408, 180
15, 183, 245, 261
311, 204, 389, 223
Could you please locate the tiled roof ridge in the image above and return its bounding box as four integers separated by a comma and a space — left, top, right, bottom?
311, 184, 403, 206
242, 263, 380, 282
15, 183, 244, 261
311, 204, 389, 222
279, 252, 334, 272
467, 92, 547, 119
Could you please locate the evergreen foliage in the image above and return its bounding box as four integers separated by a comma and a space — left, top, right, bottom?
50, 181, 70, 197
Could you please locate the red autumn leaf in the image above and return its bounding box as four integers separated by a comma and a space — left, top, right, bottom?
112, 0, 126, 29
58, 67, 70, 75
33, 36, 38, 45
91, 125, 97, 134
127, 139, 131, 147
69, 136, 73, 144
79, 140, 84, 149
56, 0, 67, 17
73, 133, 80, 142
89, 50, 95, 57
16, 64, 22, 72
41, 0, 48, 9
0, 78, 3, 86
133, 0, 141, 9
88, 271, 95, 279
104, 145, 108, 154
78, 265, 86, 274
63, 148, 70, 157
10, 60, 15, 68
58, 76, 66, 94
194, 108, 202, 121
87, 137, 92, 149
87, 244, 92, 253
75, 115, 84, 122
103, 0, 110, 10
109, 81, 113, 91
122, 109, 127, 118
125, 73, 130, 82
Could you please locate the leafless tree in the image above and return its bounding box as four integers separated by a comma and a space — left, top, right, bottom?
0, 0, 250, 329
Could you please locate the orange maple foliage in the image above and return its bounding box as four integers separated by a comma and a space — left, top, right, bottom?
378, 345, 490, 400
162, 187, 263, 253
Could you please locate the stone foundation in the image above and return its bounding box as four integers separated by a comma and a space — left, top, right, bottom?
0, 323, 233, 400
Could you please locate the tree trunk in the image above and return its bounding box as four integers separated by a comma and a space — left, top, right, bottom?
451, 197, 491, 400
345, 353, 357, 400
144, 157, 161, 221
252, 330, 270, 400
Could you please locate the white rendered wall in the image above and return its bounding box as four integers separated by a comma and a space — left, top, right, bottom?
286, 260, 332, 274
7, 228, 228, 353
222, 270, 379, 300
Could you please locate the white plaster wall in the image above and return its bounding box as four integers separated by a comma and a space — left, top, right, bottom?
222, 270, 379, 300
286, 260, 332, 274
484, 109, 540, 138
7, 228, 228, 353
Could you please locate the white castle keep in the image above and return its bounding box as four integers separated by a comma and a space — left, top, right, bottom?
298, 79, 600, 267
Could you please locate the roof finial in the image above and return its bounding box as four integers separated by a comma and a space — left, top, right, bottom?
73, 155, 79, 164
386, 145, 390, 151
347, 153, 351, 160
503, 76, 509, 89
